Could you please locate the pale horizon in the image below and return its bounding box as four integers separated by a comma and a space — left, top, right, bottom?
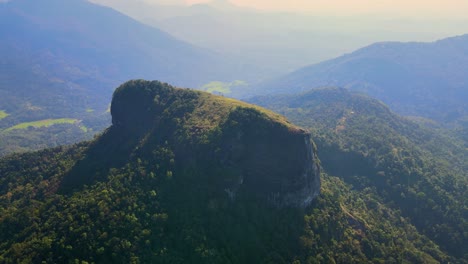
178, 0, 468, 18
86, 0, 468, 73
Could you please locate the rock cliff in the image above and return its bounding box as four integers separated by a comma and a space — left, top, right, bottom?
108, 80, 320, 207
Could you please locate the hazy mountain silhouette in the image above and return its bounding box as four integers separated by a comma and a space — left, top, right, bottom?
260, 35, 468, 126
0, 0, 248, 155
94, 0, 468, 80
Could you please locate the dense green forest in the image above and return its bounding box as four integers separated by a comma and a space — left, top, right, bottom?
250, 87, 467, 261
0, 146, 451, 263
0, 81, 465, 263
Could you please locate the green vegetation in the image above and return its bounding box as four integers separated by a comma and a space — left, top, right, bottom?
86, 108, 94, 113
200, 80, 247, 95
0, 114, 110, 156
0, 111, 8, 120
0, 81, 452, 263
202, 81, 231, 94
3, 118, 88, 136
251, 87, 468, 261
0, 147, 448, 263
4, 118, 79, 132
0, 124, 93, 156
0, 81, 464, 263
112, 80, 299, 134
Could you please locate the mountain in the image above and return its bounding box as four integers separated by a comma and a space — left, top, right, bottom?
249, 87, 467, 261
259, 35, 468, 126
92, 0, 468, 80
0, 81, 463, 263
0, 80, 321, 262
0, 0, 246, 155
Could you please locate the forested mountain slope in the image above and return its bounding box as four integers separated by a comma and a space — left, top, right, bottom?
0, 81, 462, 263
0, 80, 320, 262
250, 87, 467, 261
259, 35, 468, 126
0, 0, 243, 155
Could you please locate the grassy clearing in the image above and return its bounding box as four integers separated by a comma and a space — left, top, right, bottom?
79, 125, 88, 133
201, 81, 231, 94
4, 118, 79, 132
200, 80, 247, 95
0, 110, 9, 120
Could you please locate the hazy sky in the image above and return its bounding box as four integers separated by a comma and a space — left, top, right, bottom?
172, 0, 468, 18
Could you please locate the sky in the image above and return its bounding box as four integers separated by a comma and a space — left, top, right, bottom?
155, 0, 468, 18
87, 0, 468, 71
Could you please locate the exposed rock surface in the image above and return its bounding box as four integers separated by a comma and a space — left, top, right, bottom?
108, 80, 321, 207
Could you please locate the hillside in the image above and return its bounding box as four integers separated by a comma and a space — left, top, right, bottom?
0, 80, 322, 262
249, 87, 468, 261
0, 0, 245, 156
0, 81, 462, 263
259, 35, 468, 126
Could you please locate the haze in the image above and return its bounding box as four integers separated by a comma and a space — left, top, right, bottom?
91, 0, 467, 74
178, 0, 468, 18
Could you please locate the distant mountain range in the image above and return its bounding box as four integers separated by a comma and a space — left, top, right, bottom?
259, 35, 468, 126
0, 0, 247, 155
94, 0, 468, 78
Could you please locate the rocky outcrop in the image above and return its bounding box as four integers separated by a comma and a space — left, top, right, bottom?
110, 80, 321, 207
276, 134, 321, 208
216, 108, 321, 208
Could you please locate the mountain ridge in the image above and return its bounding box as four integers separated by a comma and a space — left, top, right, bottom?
258, 34, 468, 126
249, 87, 467, 259
0, 0, 250, 156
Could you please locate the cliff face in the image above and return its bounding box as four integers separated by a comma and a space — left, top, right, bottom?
108, 80, 320, 207
213, 108, 321, 208
279, 134, 321, 207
